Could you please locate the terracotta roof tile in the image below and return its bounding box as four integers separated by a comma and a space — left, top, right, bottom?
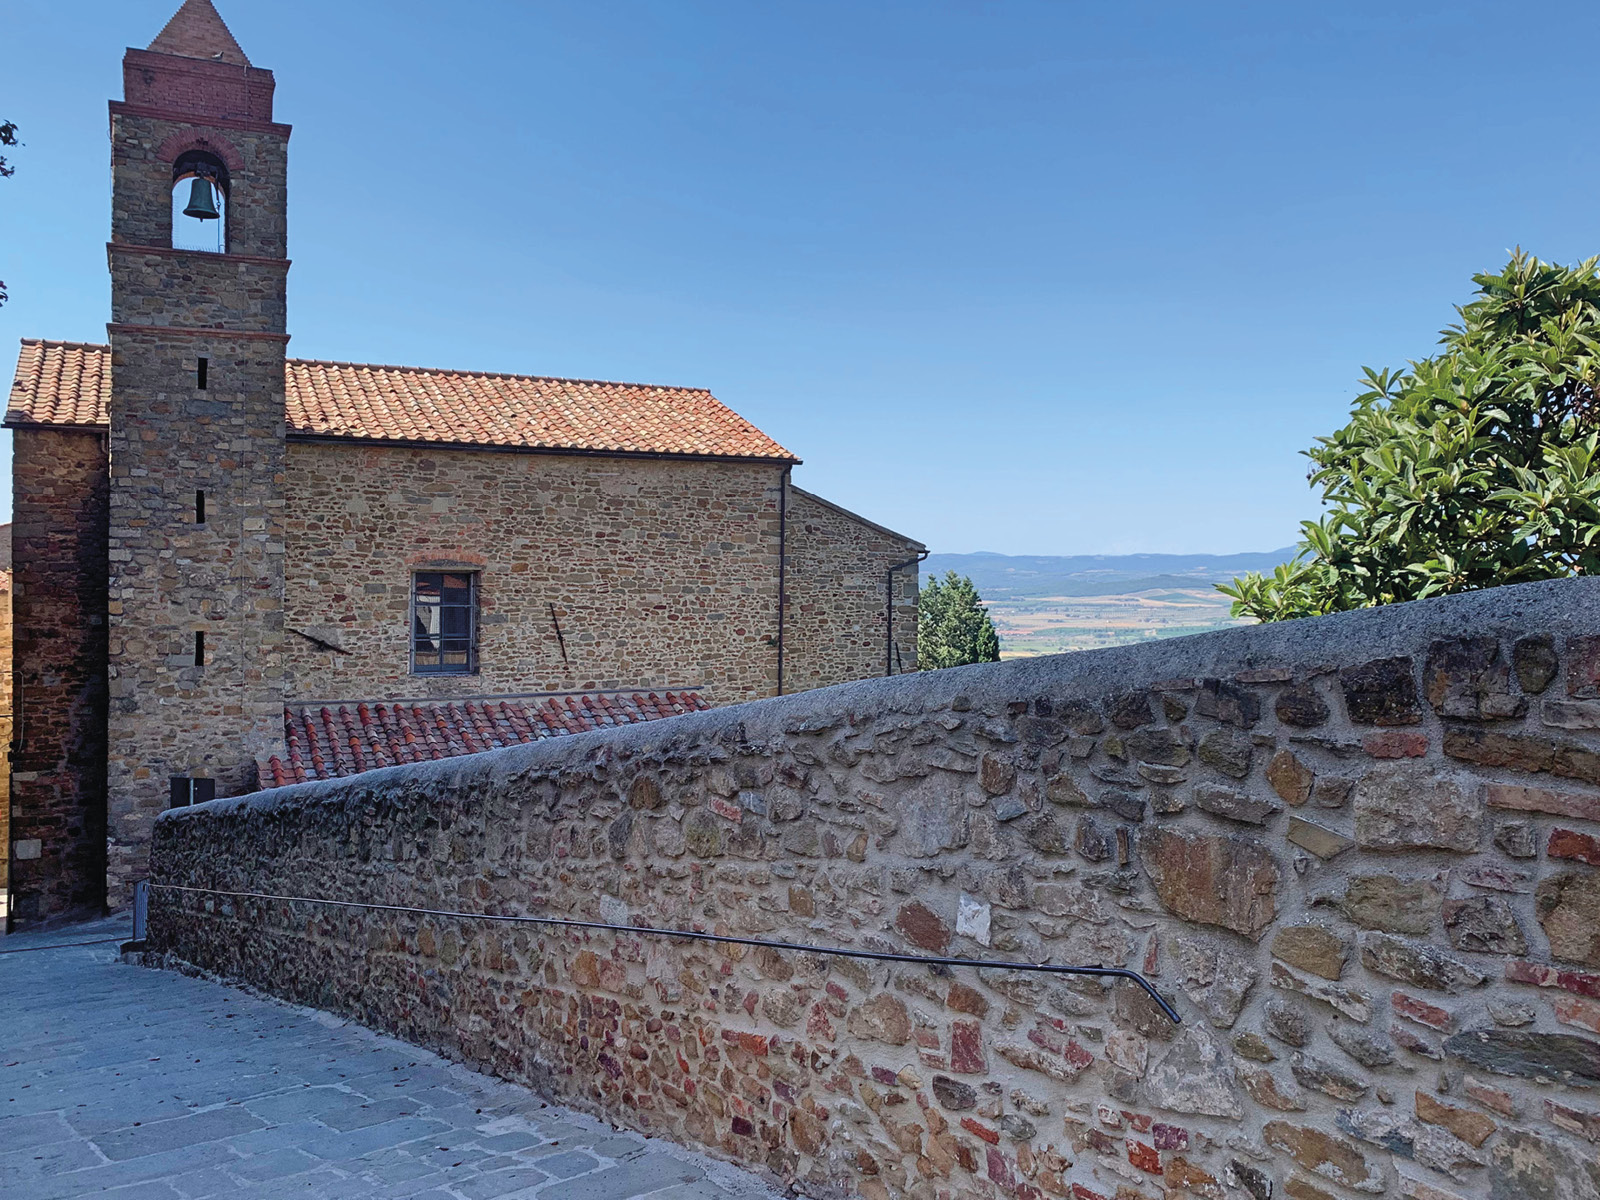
265, 690, 710, 786
7, 340, 797, 462
7, 340, 112, 428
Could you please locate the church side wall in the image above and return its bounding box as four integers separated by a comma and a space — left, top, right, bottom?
148, 575, 1600, 1200
783, 486, 921, 693
282, 442, 786, 706
8, 428, 109, 926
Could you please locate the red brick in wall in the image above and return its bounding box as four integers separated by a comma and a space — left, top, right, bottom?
119, 49, 277, 125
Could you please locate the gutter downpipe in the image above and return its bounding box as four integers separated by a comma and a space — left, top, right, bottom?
777, 467, 789, 695
886, 550, 929, 675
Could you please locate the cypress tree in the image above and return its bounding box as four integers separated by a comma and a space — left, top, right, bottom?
918, 571, 1001, 669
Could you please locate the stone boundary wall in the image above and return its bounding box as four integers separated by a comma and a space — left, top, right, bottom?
148, 578, 1600, 1200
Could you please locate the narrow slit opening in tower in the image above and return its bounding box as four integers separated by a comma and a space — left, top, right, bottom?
194, 630, 206, 667
197, 357, 208, 389
195, 489, 206, 524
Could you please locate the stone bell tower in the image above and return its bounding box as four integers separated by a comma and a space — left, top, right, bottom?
105, 0, 288, 904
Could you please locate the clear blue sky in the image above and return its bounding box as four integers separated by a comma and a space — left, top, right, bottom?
5, 1, 1600, 555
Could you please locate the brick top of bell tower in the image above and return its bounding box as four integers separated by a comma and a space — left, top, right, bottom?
122, 0, 276, 126
149, 0, 251, 65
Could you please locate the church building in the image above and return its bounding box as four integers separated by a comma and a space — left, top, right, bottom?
3, 1, 923, 927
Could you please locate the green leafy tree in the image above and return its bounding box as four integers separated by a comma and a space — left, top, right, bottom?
919, 571, 1001, 668
1221, 250, 1600, 622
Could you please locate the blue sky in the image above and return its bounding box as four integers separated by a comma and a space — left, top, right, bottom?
5, 1, 1600, 555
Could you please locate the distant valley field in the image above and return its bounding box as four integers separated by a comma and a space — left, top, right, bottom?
921, 548, 1296, 657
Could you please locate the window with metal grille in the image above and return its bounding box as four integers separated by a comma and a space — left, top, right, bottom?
412, 571, 477, 674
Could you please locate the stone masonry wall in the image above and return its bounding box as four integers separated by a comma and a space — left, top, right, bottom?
784, 486, 922, 695
8, 427, 109, 927
108, 106, 289, 259
282, 442, 788, 706
148, 577, 1600, 1200
106, 326, 290, 908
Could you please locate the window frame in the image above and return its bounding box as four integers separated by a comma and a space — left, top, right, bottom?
169, 776, 216, 808
410, 570, 480, 676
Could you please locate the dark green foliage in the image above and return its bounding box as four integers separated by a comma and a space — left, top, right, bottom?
1, 120, 17, 307
919, 571, 1001, 668
1222, 251, 1600, 622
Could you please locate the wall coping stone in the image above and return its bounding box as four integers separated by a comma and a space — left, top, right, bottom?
162, 576, 1600, 823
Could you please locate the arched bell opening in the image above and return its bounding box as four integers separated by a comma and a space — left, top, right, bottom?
170, 150, 230, 253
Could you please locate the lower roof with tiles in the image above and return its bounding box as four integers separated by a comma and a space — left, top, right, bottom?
267, 690, 711, 786
6, 339, 798, 463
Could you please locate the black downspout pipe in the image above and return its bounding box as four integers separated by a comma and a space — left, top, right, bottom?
886, 550, 929, 675
777, 468, 789, 695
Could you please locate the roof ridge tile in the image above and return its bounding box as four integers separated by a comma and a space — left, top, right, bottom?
288, 356, 716, 395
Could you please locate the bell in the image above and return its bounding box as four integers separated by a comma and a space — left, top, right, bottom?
183, 177, 219, 221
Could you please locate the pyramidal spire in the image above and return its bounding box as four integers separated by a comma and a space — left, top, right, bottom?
147, 0, 251, 66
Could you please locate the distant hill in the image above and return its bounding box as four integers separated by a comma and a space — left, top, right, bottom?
921, 549, 1297, 599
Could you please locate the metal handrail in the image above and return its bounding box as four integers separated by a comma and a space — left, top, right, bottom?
146, 881, 1182, 1023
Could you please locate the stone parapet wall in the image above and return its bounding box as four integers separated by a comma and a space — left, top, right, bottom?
148, 578, 1600, 1199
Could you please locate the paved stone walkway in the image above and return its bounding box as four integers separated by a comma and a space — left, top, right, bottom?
0, 918, 780, 1200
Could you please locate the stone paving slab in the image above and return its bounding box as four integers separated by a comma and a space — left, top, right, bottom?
0, 918, 782, 1200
